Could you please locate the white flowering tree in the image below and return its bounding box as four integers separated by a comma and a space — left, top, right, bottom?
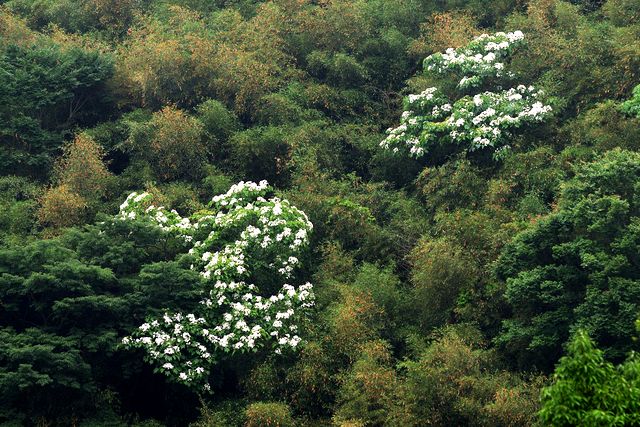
120, 181, 315, 392
380, 31, 553, 159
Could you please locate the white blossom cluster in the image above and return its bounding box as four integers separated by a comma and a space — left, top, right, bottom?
120, 181, 315, 392
117, 191, 191, 234
425, 31, 524, 89
381, 31, 552, 159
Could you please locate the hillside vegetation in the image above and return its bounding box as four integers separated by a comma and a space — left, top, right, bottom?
1, 0, 640, 425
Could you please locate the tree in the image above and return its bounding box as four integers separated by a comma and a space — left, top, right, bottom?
245, 402, 295, 427
409, 238, 479, 331
116, 4, 293, 113
0, 328, 94, 423
196, 99, 239, 163
127, 106, 207, 182
409, 11, 479, 59
496, 149, 640, 369
0, 175, 40, 241
380, 31, 552, 160
37, 184, 88, 229
228, 126, 292, 186
121, 181, 315, 391
0, 215, 198, 424
53, 133, 112, 200
84, 0, 142, 37
539, 330, 640, 426
0, 239, 123, 423
0, 43, 114, 177
38, 133, 112, 230
388, 325, 541, 426
333, 340, 396, 426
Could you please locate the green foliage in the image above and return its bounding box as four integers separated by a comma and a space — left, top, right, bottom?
196, 99, 240, 161
6, 0, 94, 33
307, 51, 370, 88
419, 158, 488, 213
564, 101, 640, 152
0, 220, 199, 424
497, 149, 640, 369
2, 0, 640, 424
0, 327, 94, 422
485, 147, 566, 221
245, 402, 295, 427
603, 0, 640, 26
228, 126, 292, 186
251, 90, 326, 127
0, 43, 114, 176
127, 106, 207, 182
621, 84, 640, 118
284, 172, 382, 257
539, 330, 640, 426
191, 399, 247, 427
0, 176, 40, 241
6, 0, 146, 36
409, 238, 479, 331
507, 0, 640, 115
333, 340, 396, 426
388, 325, 542, 427
352, 263, 403, 327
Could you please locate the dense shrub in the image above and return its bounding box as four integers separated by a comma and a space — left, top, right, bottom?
0, 176, 40, 240
245, 402, 295, 427
388, 325, 541, 426
409, 238, 479, 330
127, 106, 207, 182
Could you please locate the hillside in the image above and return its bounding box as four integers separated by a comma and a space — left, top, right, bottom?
1, 0, 640, 425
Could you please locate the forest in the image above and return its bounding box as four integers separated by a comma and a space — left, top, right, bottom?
1, 0, 640, 425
